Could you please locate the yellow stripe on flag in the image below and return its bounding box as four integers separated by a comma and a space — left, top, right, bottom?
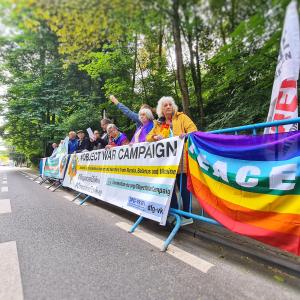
189, 156, 300, 215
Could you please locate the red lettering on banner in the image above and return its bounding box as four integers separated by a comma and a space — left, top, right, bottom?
275, 94, 297, 112
275, 79, 298, 112
270, 79, 298, 133
271, 114, 291, 133
280, 79, 297, 89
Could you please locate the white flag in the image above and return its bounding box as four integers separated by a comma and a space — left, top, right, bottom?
265, 1, 300, 134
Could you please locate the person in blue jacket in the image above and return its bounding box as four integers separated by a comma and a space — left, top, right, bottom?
109, 95, 155, 128
68, 131, 78, 154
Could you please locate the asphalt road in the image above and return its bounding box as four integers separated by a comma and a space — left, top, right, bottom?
0, 167, 299, 300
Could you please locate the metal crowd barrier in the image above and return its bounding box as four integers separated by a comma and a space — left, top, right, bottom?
129, 117, 300, 251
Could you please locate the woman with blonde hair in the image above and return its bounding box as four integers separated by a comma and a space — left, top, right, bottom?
146, 96, 197, 226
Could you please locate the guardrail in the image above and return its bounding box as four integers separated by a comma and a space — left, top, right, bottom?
129, 117, 300, 251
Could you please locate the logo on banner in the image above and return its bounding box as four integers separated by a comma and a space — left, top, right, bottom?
60, 156, 68, 174
68, 155, 78, 181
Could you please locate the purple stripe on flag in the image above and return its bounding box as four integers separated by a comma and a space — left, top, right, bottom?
190, 131, 300, 161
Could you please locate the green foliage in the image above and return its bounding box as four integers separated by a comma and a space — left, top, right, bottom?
0, 0, 297, 162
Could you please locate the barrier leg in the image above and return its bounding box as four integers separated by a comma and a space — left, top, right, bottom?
72, 192, 82, 201
129, 216, 144, 233
80, 195, 91, 205
47, 181, 57, 189
161, 213, 181, 252
52, 182, 62, 192
39, 178, 48, 185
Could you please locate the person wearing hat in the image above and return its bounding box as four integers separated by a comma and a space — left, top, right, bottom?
76, 130, 92, 153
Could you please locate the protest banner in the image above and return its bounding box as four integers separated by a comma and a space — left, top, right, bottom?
63, 137, 184, 224
187, 131, 300, 256
265, 1, 300, 133
43, 137, 69, 179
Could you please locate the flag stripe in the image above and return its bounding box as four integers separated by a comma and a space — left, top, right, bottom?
189, 179, 300, 255
189, 173, 300, 238
190, 131, 300, 161
188, 156, 300, 215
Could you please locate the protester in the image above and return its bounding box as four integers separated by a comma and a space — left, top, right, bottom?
106, 124, 129, 149
68, 131, 78, 154
77, 130, 92, 152
146, 96, 198, 226
50, 143, 58, 158
90, 130, 106, 150
100, 118, 112, 146
131, 108, 155, 144
109, 95, 155, 127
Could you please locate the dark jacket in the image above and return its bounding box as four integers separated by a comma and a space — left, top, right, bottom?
91, 138, 106, 150
101, 132, 109, 146
77, 137, 92, 152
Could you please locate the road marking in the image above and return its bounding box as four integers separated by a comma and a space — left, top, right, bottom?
0, 199, 11, 214
0, 241, 24, 300
1, 187, 8, 192
116, 222, 214, 273
3, 181, 7, 184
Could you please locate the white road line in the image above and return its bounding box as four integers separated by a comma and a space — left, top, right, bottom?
63, 195, 75, 201
3, 181, 7, 184
116, 222, 214, 273
0, 199, 11, 214
1, 187, 8, 192
0, 241, 24, 300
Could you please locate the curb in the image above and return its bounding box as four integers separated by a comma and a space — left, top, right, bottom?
182, 221, 300, 275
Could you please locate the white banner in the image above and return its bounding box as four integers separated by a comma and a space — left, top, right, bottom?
265, 1, 300, 134
63, 137, 184, 225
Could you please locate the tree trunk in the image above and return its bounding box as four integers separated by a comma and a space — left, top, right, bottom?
171, 0, 190, 116
158, 21, 163, 69
195, 40, 205, 129
132, 33, 138, 94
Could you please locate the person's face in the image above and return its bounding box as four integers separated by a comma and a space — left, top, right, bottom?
107, 127, 118, 138
101, 121, 108, 131
94, 131, 100, 139
77, 132, 84, 140
52, 143, 57, 149
139, 112, 149, 124
162, 101, 173, 116
69, 133, 76, 140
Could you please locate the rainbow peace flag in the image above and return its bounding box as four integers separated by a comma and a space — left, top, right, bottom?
187, 131, 300, 256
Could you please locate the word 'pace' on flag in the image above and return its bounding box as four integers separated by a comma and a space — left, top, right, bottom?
187, 131, 300, 256
265, 1, 300, 134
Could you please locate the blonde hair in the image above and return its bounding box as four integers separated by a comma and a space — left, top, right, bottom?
156, 96, 178, 118
139, 108, 154, 121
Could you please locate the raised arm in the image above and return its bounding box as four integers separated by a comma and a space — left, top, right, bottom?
109, 95, 141, 126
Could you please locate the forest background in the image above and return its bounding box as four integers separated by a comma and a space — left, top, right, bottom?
0, 0, 295, 164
